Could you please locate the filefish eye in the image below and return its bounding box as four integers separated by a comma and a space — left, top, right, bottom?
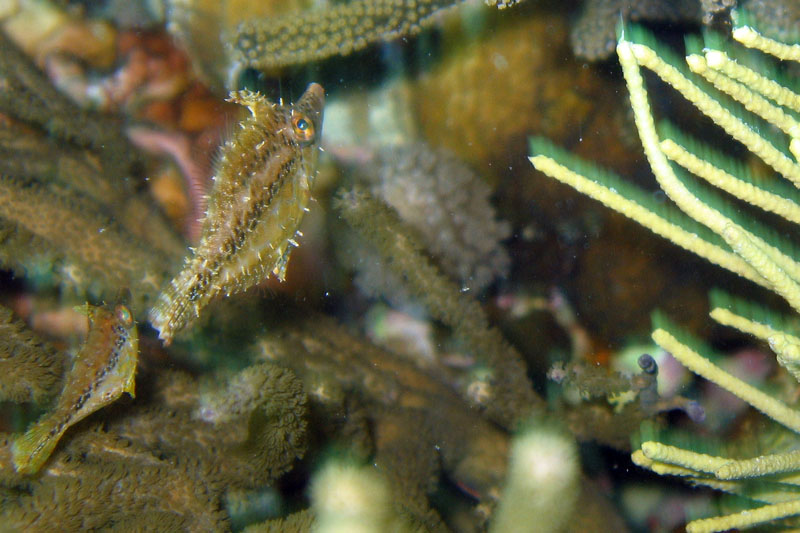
291, 113, 315, 143
115, 305, 133, 327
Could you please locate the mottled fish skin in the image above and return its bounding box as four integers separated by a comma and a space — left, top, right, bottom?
149, 83, 325, 344
11, 304, 138, 474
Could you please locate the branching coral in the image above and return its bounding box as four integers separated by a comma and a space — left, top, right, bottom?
227, 0, 525, 82
256, 313, 512, 530
530, 11, 800, 532
0, 30, 138, 178
335, 188, 541, 428
0, 28, 183, 310
0, 175, 176, 306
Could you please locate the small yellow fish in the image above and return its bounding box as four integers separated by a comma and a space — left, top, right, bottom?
149, 83, 325, 344
11, 303, 138, 474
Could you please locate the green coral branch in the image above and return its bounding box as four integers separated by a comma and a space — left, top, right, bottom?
334, 187, 542, 428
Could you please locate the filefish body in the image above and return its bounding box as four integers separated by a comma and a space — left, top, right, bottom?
11, 304, 138, 474
149, 83, 325, 344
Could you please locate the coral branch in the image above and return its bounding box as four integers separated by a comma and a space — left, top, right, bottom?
0, 305, 63, 404
334, 188, 541, 427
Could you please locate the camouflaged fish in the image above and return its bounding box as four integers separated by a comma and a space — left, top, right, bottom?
11, 303, 138, 474
149, 83, 325, 344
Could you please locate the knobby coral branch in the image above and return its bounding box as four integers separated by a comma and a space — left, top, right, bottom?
227, 0, 525, 83
334, 188, 542, 428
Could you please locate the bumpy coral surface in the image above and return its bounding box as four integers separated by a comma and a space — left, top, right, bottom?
359, 142, 510, 293
414, 9, 629, 176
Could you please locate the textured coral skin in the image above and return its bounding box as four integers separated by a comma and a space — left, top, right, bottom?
229, 0, 480, 77
149, 84, 325, 344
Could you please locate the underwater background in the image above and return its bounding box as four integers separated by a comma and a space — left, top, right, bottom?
2, 0, 800, 531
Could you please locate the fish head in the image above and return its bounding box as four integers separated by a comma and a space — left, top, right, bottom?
279, 82, 325, 174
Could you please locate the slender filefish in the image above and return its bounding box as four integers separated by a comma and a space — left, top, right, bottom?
149, 83, 325, 344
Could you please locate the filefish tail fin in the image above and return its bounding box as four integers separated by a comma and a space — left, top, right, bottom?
148, 268, 204, 345
11, 419, 61, 474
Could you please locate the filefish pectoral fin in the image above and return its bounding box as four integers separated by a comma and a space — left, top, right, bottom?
271, 247, 292, 281
72, 303, 93, 318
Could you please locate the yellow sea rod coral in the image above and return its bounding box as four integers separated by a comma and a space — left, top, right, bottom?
149, 84, 325, 344
530, 11, 800, 532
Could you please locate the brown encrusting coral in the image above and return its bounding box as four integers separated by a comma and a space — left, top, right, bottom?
335, 188, 542, 428
0, 361, 309, 531
0, 305, 63, 404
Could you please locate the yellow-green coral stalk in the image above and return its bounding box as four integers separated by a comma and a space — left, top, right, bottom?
652, 327, 800, 433
715, 450, 800, 479
625, 37, 800, 186
686, 53, 800, 140
633, 449, 800, 503
639, 441, 728, 474
701, 47, 800, 112
733, 24, 800, 62
631, 449, 699, 476
659, 137, 800, 224
686, 499, 800, 533
618, 37, 746, 240
721, 224, 800, 313
710, 306, 800, 381
770, 333, 800, 384
527, 153, 765, 286
709, 305, 795, 342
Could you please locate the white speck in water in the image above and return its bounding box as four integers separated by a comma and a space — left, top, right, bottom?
492, 53, 509, 71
